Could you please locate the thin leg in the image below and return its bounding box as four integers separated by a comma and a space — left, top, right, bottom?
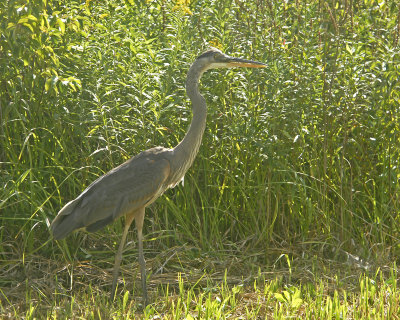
135, 207, 148, 306
110, 212, 135, 301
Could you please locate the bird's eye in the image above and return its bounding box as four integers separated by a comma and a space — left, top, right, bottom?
214, 52, 222, 59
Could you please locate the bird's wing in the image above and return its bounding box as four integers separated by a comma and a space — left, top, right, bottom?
51, 147, 171, 239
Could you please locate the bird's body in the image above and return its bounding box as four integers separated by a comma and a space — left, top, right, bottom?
51, 48, 266, 305
51, 147, 172, 238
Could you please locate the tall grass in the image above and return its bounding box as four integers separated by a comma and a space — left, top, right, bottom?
1, 0, 399, 317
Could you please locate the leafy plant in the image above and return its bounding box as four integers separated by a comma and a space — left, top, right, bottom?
1, 0, 399, 317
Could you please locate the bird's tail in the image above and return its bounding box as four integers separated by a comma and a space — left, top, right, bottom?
50, 199, 83, 240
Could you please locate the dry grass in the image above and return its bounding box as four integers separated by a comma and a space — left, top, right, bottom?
1, 233, 398, 318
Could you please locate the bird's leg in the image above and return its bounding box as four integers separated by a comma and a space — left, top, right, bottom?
110, 211, 135, 301
135, 207, 148, 306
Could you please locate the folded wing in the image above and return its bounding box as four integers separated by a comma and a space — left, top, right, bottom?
51, 147, 171, 240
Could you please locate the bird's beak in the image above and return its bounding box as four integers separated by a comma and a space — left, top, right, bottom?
225, 57, 267, 68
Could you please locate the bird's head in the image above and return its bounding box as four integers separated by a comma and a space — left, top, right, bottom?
195, 48, 267, 71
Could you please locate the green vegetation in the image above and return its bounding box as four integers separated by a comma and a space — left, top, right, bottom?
1, 0, 399, 318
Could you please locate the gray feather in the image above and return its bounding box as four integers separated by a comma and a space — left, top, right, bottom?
50, 147, 171, 239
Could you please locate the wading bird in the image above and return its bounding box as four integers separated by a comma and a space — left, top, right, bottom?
50, 48, 266, 305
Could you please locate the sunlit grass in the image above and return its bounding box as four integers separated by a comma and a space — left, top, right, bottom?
1, 0, 400, 318
1, 255, 399, 318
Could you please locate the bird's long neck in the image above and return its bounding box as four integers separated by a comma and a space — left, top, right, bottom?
169, 63, 207, 184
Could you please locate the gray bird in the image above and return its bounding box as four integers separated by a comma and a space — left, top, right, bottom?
50, 48, 266, 305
